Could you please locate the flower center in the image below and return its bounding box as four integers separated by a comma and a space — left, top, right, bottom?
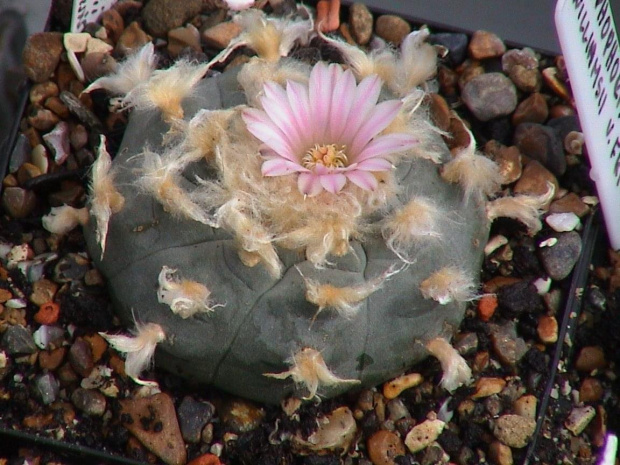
302, 144, 348, 169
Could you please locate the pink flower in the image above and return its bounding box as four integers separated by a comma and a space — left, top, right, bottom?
242, 62, 418, 196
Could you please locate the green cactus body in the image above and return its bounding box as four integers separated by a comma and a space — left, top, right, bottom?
84, 26, 493, 403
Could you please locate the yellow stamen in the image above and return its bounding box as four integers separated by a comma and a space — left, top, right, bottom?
302, 144, 348, 169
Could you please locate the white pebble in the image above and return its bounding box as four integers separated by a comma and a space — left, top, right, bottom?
533, 277, 552, 294
484, 235, 508, 255
405, 418, 445, 453
545, 212, 580, 232
539, 237, 558, 248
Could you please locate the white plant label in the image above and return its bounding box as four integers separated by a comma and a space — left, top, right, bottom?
556, 0, 620, 250
71, 0, 118, 33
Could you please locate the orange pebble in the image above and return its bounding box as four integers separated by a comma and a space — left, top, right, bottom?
316, 0, 341, 33
187, 454, 222, 465
477, 295, 497, 322
34, 301, 60, 325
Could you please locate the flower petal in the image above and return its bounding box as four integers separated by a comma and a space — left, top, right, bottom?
309, 62, 340, 141
298, 172, 324, 196
242, 108, 297, 162
261, 81, 304, 152
286, 80, 313, 148
261, 158, 305, 176
345, 170, 378, 190
339, 74, 382, 147
327, 68, 356, 141
350, 100, 403, 156
355, 157, 393, 171
355, 133, 418, 163
319, 173, 347, 193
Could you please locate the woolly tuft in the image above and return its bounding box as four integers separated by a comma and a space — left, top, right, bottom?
100, 321, 165, 386
486, 182, 555, 235
419, 266, 477, 304
426, 337, 472, 392
157, 266, 220, 318
89, 136, 125, 259
382, 197, 442, 262
264, 347, 359, 400
83, 42, 157, 96
42, 205, 89, 235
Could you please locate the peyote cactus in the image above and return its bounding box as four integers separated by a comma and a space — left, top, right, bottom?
71, 9, 549, 404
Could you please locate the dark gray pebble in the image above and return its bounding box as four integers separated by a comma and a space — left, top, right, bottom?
513, 122, 566, 176
538, 231, 582, 280
430, 32, 469, 65
34, 373, 60, 405
497, 281, 542, 317
177, 396, 215, 444
1, 325, 38, 355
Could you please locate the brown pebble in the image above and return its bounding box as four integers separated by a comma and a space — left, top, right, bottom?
590, 406, 607, 448
55, 62, 77, 93
488, 440, 513, 465
374, 15, 411, 46
168, 24, 202, 57
69, 124, 89, 151
542, 67, 572, 103
84, 268, 105, 286
23, 413, 54, 429
484, 142, 523, 184
513, 160, 559, 198
2, 187, 38, 219
116, 21, 152, 56
428, 93, 451, 132
579, 378, 604, 403
367, 430, 406, 465
218, 398, 265, 433
472, 350, 490, 372
81, 53, 118, 82
16, 162, 42, 185
549, 104, 575, 119
102, 8, 125, 44
202, 21, 242, 50
468, 30, 506, 60
22, 32, 64, 83
512, 93, 548, 126
457, 59, 485, 90
39, 347, 67, 371
71, 387, 107, 416
120, 393, 187, 465
471, 377, 506, 399
513, 394, 537, 420
437, 65, 459, 96
142, 0, 203, 37
83, 333, 108, 363
537, 315, 558, 344
29, 81, 59, 106
27, 108, 60, 132
44, 96, 71, 120
501, 48, 539, 73
575, 346, 607, 372
68, 337, 94, 377
348, 3, 374, 46
509, 65, 542, 93
461, 72, 517, 121
187, 454, 222, 465
56, 362, 79, 385
549, 192, 589, 217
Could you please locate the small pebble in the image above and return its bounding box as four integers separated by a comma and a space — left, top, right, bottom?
549, 193, 589, 217
367, 430, 406, 465
168, 24, 202, 57
22, 32, 64, 83
565, 406, 596, 435
348, 3, 373, 46
538, 231, 582, 280
71, 387, 107, 416
101, 8, 125, 44
39, 347, 67, 371
513, 160, 558, 197
187, 454, 222, 465
537, 315, 558, 344
489, 322, 528, 367
497, 280, 542, 317
177, 396, 215, 444
34, 372, 60, 405
405, 418, 445, 453
513, 394, 537, 420
142, 0, 203, 37
513, 123, 566, 176
453, 332, 478, 355
488, 440, 513, 465
53, 253, 90, 282
295, 407, 357, 452
492, 414, 536, 448
68, 337, 94, 377
202, 22, 242, 50
115, 21, 152, 56
545, 212, 580, 232
120, 392, 187, 465
218, 398, 265, 434
477, 294, 497, 321
429, 32, 469, 65
374, 15, 411, 45
28, 108, 60, 131
501, 48, 539, 73
29, 81, 59, 106
575, 346, 607, 372
468, 30, 505, 59
512, 93, 548, 126
471, 377, 506, 399
34, 302, 60, 325
383, 373, 423, 399
386, 398, 411, 421
532, 276, 552, 294
1, 325, 38, 355
508, 65, 541, 93
461, 73, 517, 121
579, 378, 604, 403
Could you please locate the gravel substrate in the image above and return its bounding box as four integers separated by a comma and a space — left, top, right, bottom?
0, 1, 618, 464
